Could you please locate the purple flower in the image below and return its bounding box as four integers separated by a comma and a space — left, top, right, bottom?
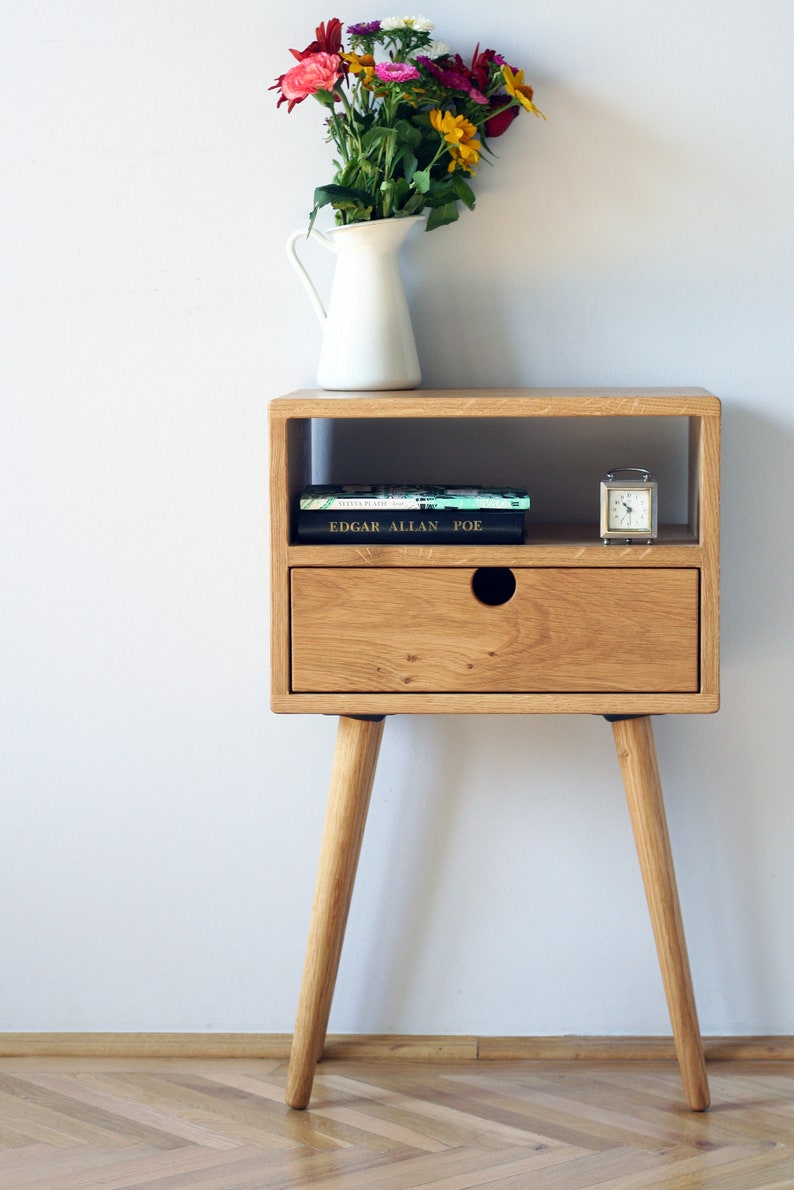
374, 61, 421, 82
348, 20, 381, 36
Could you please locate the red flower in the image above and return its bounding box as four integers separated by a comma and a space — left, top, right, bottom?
469, 45, 506, 92
290, 18, 343, 62
484, 100, 519, 138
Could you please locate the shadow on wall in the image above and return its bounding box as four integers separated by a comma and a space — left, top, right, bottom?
337, 711, 626, 1033
719, 401, 793, 665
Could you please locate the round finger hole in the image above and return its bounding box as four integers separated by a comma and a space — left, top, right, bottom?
471, 567, 517, 606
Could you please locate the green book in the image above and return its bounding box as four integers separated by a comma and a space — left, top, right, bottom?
299, 484, 530, 511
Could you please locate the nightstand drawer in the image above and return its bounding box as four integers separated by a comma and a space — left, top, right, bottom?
290, 567, 699, 694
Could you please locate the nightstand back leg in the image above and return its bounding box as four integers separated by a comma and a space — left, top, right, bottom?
612, 714, 710, 1111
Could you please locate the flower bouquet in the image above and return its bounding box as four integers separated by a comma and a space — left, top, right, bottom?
273, 15, 543, 231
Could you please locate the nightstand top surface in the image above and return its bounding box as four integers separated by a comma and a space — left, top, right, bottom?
269, 388, 721, 419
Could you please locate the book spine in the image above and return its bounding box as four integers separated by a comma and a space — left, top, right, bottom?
296, 511, 525, 544
301, 495, 530, 510
299, 487, 530, 511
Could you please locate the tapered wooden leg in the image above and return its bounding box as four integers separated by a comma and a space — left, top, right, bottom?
286, 714, 385, 1110
611, 715, 710, 1111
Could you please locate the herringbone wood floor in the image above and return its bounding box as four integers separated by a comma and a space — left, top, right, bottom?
0, 1057, 793, 1188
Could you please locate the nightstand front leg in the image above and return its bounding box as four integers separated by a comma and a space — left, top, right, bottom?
286, 714, 385, 1110
611, 715, 710, 1111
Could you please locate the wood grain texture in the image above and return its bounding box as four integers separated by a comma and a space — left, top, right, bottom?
612, 716, 710, 1112
269, 389, 720, 714
270, 388, 721, 420
286, 715, 385, 1111
2, 1033, 794, 1061
695, 410, 721, 703
291, 566, 699, 694
271, 689, 721, 715
268, 409, 292, 704
285, 525, 702, 570
0, 1054, 792, 1188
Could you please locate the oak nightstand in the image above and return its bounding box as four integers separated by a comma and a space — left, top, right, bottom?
269, 389, 720, 1110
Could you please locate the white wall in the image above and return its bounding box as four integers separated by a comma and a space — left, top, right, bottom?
2, 0, 792, 1037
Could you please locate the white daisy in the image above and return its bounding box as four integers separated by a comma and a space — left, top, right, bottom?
421, 40, 451, 59
380, 16, 435, 32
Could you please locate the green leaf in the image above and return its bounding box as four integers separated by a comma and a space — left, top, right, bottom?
411, 168, 431, 194
394, 119, 422, 149
379, 178, 396, 215
426, 201, 459, 231
313, 183, 375, 210
402, 191, 427, 215
391, 177, 411, 208
451, 174, 476, 210
310, 183, 375, 230
361, 126, 397, 150
402, 150, 419, 183
312, 88, 338, 110
423, 180, 459, 207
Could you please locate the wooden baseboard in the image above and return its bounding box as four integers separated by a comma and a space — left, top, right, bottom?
1, 1033, 793, 1062
0, 1033, 294, 1059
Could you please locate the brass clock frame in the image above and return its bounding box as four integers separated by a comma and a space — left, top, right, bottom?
600, 467, 658, 544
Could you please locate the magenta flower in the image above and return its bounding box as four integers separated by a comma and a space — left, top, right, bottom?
374, 61, 421, 83
436, 67, 471, 90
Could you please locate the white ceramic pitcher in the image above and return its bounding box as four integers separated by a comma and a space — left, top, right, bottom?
286, 215, 424, 391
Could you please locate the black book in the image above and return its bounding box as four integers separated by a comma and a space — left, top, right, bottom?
296, 509, 525, 544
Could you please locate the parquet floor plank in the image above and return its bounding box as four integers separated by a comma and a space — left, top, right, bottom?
9, 1074, 242, 1152
0, 1073, 181, 1150
0, 1056, 792, 1187
0, 1143, 257, 1190
311, 1082, 553, 1153
445, 1068, 731, 1151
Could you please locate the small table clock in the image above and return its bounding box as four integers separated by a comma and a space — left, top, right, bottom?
600, 467, 658, 544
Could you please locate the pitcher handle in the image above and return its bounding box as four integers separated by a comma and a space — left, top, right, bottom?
286, 227, 333, 327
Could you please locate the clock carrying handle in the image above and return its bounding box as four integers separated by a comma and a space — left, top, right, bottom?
605, 467, 653, 481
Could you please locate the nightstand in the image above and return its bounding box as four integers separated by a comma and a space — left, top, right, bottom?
269, 389, 720, 1111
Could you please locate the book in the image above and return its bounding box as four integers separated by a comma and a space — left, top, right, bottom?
299, 484, 530, 511
296, 509, 526, 544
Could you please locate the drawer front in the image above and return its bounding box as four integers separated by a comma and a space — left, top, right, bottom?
290, 568, 699, 694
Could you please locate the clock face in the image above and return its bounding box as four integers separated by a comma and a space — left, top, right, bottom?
607, 487, 652, 533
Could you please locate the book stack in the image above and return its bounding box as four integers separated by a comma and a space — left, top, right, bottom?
296, 485, 530, 544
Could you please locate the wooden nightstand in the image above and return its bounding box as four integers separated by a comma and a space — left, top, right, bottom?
269, 388, 720, 1111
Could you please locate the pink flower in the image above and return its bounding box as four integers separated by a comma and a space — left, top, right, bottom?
373, 61, 421, 83
276, 52, 341, 112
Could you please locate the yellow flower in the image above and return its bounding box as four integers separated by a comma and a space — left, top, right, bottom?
430, 109, 482, 173
340, 51, 376, 87
502, 65, 545, 117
